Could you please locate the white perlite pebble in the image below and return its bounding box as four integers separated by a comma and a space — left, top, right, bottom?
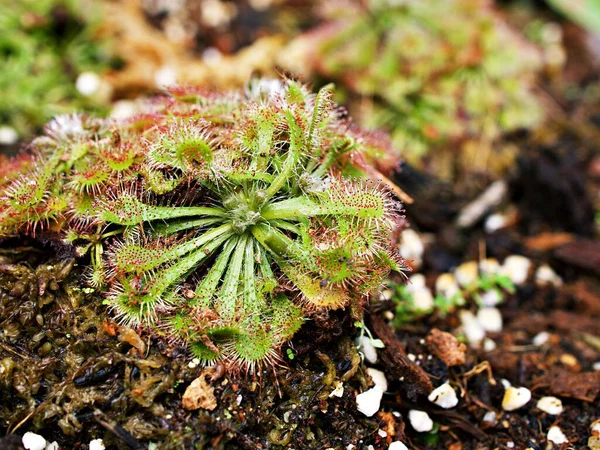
408, 410, 433, 432
329, 381, 344, 398
399, 229, 424, 269
0, 125, 19, 145
428, 383, 459, 409
358, 335, 378, 364
500, 255, 531, 285
407, 274, 426, 290
110, 100, 136, 120
89, 439, 106, 450
480, 289, 502, 306
366, 368, 388, 393
535, 265, 563, 287
536, 396, 563, 415
459, 310, 485, 345
483, 411, 497, 425
154, 65, 177, 88
412, 288, 434, 312
502, 386, 531, 411
22, 432, 47, 450
356, 387, 384, 417
76, 72, 102, 96
388, 441, 409, 450
532, 331, 550, 346
479, 258, 500, 275
591, 420, 600, 434
45, 442, 59, 450
454, 261, 478, 287
477, 307, 503, 333
483, 338, 497, 352
435, 273, 460, 298
547, 426, 568, 444
484, 213, 508, 233
594, 361, 600, 371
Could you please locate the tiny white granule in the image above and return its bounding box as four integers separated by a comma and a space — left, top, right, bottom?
89, 439, 105, 450
76, 72, 102, 96
499, 255, 531, 285
502, 386, 531, 411
388, 442, 409, 450
358, 335, 378, 364
536, 396, 563, 415
22, 432, 47, 450
428, 383, 459, 409
547, 426, 568, 444
366, 367, 388, 393
356, 387, 383, 417
408, 410, 433, 432
0, 125, 19, 145
477, 307, 503, 333
532, 331, 550, 347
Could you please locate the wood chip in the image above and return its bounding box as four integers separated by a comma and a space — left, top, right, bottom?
426, 329, 467, 367
182, 369, 217, 411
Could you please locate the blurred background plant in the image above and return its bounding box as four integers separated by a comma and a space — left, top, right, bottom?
0, 0, 117, 142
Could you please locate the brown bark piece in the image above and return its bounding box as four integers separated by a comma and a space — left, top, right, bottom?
426, 328, 467, 367
368, 314, 433, 401
533, 368, 600, 402
182, 370, 217, 411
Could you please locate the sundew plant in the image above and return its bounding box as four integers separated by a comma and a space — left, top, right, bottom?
0, 79, 405, 371
304, 0, 543, 158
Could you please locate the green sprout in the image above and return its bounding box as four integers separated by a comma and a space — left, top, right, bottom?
302, 0, 543, 160
0, 79, 406, 372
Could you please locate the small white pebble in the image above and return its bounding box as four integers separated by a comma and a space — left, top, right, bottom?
22, 432, 47, 450
547, 425, 569, 444
202, 47, 223, 65
358, 335, 378, 364
506, 441, 515, 448
399, 229, 424, 269
428, 383, 459, 409
594, 362, 600, 371
483, 411, 497, 425
329, 381, 344, 398
45, 442, 59, 450
154, 65, 177, 88
412, 288, 434, 311
455, 261, 478, 287
408, 410, 433, 432
500, 255, 531, 285
479, 258, 500, 275
380, 288, 393, 301
392, 411, 401, 418
536, 396, 563, 415
435, 273, 461, 298
502, 386, 531, 411
378, 429, 387, 438
407, 273, 426, 290
408, 353, 416, 362
356, 387, 383, 417
383, 310, 395, 321
367, 368, 388, 393
535, 265, 563, 287
110, 100, 136, 120
484, 213, 508, 233
501, 379, 512, 389
388, 442, 409, 450
76, 72, 101, 97
89, 439, 105, 450
459, 310, 485, 345
346, 445, 356, 450
483, 338, 497, 352
532, 331, 550, 347
0, 125, 19, 145
477, 307, 503, 333
236, 394, 243, 405
480, 289, 502, 306
591, 419, 600, 434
